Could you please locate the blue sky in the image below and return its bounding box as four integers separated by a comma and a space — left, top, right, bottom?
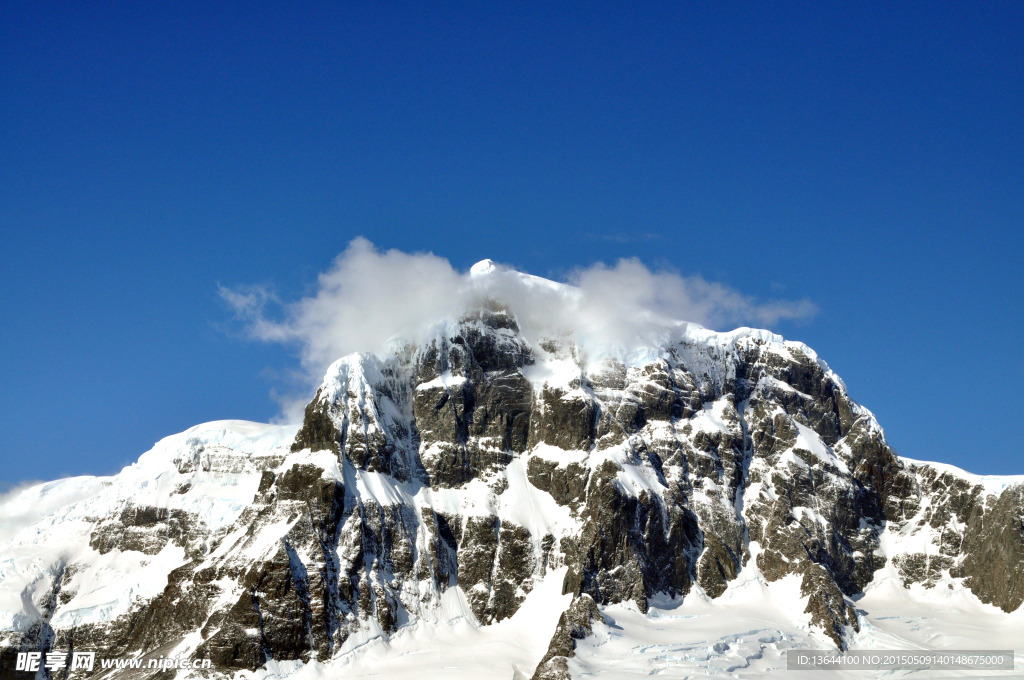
1, 1, 1021, 485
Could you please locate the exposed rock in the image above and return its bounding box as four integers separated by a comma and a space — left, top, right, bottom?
954, 485, 1024, 611
526, 456, 589, 506
291, 387, 342, 453
531, 594, 601, 680
458, 515, 499, 621
800, 563, 860, 648
528, 385, 596, 452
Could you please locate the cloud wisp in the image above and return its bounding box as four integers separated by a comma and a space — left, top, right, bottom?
222, 238, 816, 414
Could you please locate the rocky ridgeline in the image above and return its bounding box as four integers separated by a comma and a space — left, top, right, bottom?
3, 310, 1024, 680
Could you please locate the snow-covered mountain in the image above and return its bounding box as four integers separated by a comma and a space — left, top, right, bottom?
3, 263, 1024, 680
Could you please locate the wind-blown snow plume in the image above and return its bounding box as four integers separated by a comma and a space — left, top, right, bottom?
222, 238, 815, 397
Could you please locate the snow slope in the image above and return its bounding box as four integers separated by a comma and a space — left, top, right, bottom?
0, 421, 296, 632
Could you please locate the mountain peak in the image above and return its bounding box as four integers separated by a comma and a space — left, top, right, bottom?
3, 320, 1024, 678
470, 258, 498, 276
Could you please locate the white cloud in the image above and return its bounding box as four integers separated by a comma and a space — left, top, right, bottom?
223, 238, 816, 415
223, 238, 467, 369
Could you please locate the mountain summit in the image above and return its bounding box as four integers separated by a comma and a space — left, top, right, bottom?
3, 268, 1024, 679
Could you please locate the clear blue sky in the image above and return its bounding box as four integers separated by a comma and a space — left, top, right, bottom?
1, 1, 1021, 485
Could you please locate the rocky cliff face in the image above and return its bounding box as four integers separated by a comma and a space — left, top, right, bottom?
3, 306, 1024, 680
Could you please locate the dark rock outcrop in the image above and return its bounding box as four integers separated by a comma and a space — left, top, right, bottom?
531, 595, 602, 680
